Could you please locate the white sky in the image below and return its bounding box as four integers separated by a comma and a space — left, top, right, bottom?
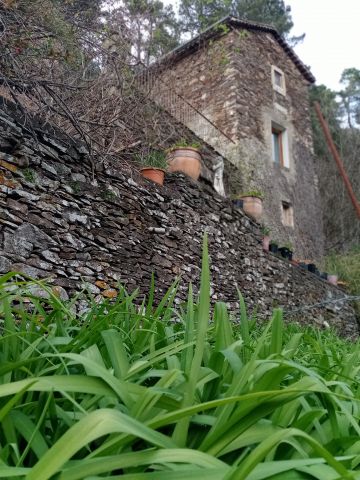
280, 0, 360, 91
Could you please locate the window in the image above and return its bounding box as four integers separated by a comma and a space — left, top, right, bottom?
281, 201, 294, 227
272, 128, 283, 166
271, 123, 290, 168
271, 66, 286, 95
274, 70, 283, 88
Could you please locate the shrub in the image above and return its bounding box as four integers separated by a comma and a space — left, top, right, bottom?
136, 150, 168, 169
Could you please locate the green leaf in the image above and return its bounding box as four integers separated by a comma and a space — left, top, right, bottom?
27, 409, 177, 480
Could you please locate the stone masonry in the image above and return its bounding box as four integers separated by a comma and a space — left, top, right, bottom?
154, 18, 324, 262
0, 103, 358, 338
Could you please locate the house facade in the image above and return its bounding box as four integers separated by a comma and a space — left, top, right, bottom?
152, 17, 324, 260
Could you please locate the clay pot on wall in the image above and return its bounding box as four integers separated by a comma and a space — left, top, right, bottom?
140, 167, 165, 186
138, 151, 167, 186
262, 236, 271, 252
166, 147, 202, 181
240, 196, 263, 222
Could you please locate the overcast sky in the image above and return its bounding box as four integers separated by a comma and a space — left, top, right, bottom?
281, 0, 360, 91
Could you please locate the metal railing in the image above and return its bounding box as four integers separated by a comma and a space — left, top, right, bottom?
136, 68, 236, 157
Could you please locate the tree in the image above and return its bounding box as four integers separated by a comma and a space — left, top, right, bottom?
310, 82, 360, 252
178, 0, 230, 36
309, 84, 342, 157
108, 0, 181, 65
339, 68, 360, 129
179, 0, 295, 38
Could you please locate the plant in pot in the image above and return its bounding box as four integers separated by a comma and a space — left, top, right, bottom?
166, 139, 202, 181
269, 241, 279, 254
278, 242, 293, 261
137, 151, 167, 186
261, 226, 271, 252
239, 190, 264, 222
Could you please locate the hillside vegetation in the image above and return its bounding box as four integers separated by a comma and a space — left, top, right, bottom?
325, 244, 360, 317
1, 237, 360, 479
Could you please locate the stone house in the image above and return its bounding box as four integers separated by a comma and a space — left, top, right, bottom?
151, 16, 324, 260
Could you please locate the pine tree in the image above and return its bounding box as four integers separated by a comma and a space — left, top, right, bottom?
179, 0, 295, 38
109, 0, 181, 65
339, 68, 360, 128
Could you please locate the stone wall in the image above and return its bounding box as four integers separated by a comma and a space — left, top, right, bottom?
156, 27, 324, 262
0, 104, 358, 338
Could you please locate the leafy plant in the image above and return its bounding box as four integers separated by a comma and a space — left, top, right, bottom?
101, 188, 117, 200
136, 150, 168, 169
0, 239, 360, 479
170, 139, 201, 150
68, 180, 81, 194
237, 190, 264, 199
261, 225, 270, 236
22, 167, 36, 183
281, 242, 293, 251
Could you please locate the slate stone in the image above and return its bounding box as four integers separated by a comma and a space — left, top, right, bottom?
0, 256, 11, 273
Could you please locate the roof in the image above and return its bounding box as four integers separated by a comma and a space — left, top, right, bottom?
153, 16, 315, 84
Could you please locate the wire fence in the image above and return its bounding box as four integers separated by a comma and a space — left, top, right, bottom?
284, 295, 360, 317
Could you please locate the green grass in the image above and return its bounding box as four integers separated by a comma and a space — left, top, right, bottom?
325, 245, 360, 296
1, 237, 360, 479
325, 244, 360, 317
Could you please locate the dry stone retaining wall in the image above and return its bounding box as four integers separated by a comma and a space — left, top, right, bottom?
0, 105, 358, 337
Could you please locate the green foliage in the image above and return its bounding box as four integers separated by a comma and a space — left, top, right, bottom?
310, 80, 360, 251
310, 84, 342, 157
261, 225, 270, 236
179, 0, 295, 37
136, 150, 168, 169
171, 139, 201, 149
119, 0, 181, 63
68, 180, 81, 194
339, 68, 360, 128
215, 23, 230, 35
325, 245, 360, 314
101, 188, 117, 201
1, 239, 360, 478
22, 168, 36, 183
238, 189, 264, 199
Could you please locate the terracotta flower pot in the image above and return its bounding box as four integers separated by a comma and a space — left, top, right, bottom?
166, 147, 201, 181
327, 274, 338, 286
240, 196, 263, 222
262, 236, 270, 251
140, 168, 165, 186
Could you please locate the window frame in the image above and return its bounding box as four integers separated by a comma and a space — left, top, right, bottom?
281, 201, 294, 228
271, 122, 290, 169
272, 127, 284, 167
271, 66, 286, 95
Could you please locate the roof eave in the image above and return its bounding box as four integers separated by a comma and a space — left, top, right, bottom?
151, 15, 315, 84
